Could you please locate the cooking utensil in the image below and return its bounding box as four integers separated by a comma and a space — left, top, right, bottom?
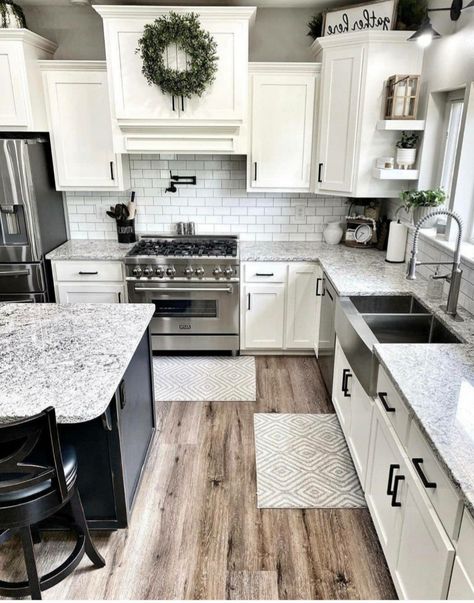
128, 191, 136, 220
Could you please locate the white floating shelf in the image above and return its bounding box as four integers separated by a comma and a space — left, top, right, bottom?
377, 120, 425, 131
372, 168, 419, 180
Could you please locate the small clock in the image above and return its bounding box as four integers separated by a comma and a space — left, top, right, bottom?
354, 223, 373, 244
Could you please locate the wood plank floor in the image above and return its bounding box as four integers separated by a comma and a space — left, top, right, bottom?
0, 356, 397, 600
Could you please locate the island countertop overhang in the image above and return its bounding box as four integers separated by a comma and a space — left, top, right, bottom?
0, 303, 155, 424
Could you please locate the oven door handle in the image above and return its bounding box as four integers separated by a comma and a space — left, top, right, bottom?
133, 286, 233, 293
0, 269, 30, 277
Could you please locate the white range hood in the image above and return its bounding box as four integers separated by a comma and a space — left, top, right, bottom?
93, 5, 256, 154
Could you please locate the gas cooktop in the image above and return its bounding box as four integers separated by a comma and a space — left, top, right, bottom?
126, 235, 239, 260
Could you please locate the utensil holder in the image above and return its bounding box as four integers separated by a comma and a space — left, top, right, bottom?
116, 219, 136, 244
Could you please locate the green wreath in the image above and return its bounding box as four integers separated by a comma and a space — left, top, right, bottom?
137, 12, 218, 99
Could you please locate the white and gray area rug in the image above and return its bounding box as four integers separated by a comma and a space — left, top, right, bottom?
153, 356, 256, 402
254, 413, 366, 509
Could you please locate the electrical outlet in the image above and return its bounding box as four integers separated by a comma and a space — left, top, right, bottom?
295, 206, 305, 219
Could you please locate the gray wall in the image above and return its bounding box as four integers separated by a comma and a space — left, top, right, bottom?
23, 5, 318, 62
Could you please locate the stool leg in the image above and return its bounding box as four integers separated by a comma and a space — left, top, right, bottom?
69, 489, 105, 568
20, 527, 42, 600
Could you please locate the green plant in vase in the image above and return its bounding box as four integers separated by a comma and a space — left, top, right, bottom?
307, 14, 323, 40
396, 131, 419, 169
400, 187, 446, 228
0, 0, 26, 28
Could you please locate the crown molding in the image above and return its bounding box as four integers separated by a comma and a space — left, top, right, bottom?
249, 62, 321, 74
38, 60, 106, 71
0, 29, 57, 54
93, 5, 257, 23
311, 30, 417, 54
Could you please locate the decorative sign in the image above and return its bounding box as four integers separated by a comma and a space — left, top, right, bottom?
322, 1, 398, 36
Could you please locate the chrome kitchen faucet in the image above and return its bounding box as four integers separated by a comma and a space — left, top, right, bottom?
406, 209, 464, 321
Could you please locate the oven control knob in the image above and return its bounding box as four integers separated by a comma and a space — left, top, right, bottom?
213, 266, 223, 279
133, 266, 143, 278
155, 266, 165, 278
184, 266, 194, 278
143, 265, 154, 277
224, 266, 234, 279
166, 265, 176, 278
195, 266, 205, 278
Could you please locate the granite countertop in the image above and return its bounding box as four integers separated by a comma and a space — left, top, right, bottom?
0, 303, 154, 424
46, 240, 134, 261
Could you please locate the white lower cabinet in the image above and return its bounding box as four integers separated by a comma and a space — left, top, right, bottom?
346, 374, 373, 489
332, 338, 353, 435
52, 260, 126, 304
242, 283, 285, 349
241, 262, 318, 352
448, 510, 474, 599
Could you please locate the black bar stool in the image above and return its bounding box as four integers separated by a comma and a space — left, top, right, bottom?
0, 407, 105, 599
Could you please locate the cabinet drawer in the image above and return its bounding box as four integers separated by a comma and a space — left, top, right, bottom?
448, 558, 474, 600
376, 366, 410, 446
54, 261, 123, 282
456, 509, 474, 581
244, 262, 287, 283
407, 420, 463, 540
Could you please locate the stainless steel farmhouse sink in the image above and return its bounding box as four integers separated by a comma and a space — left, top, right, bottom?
335, 294, 463, 395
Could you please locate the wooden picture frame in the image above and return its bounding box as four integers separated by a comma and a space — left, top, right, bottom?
322, 0, 399, 37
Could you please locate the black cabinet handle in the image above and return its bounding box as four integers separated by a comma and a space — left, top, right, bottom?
247, 292, 251, 311
378, 392, 395, 413
118, 291, 121, 303
387, 463, 400, 495
78, 271, 99, 275
256, 273, 274, 277
391, 475, 405, 507
316, 277, 323, 296
110, 161, 115, 181
254, 162, 258, 181
412, 458, 437, 489
318, 162, 323, 183
342, 368, 351, 397
326, 288, 333, 301
172, 95, 176, 111
119, 380, 126, 410
181, 95, 185, 111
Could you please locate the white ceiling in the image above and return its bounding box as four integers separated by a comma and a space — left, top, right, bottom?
21, 0, 358, 8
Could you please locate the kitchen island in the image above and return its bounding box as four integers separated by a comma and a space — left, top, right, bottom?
0, 303, 156, 530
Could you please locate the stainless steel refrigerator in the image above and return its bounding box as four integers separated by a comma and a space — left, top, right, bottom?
0, 137, 67, 303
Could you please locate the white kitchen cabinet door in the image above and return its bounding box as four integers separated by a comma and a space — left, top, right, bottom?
180, 20, 247, 121
448, 559, 474, 600
316, 44, 363, 194
56, 283, 125, 304
249, 66, 317, 191
365, 404, 403, 566
347, 374, 373, 489
42, 64, 129, 191
392, 463, 455, 600
285, 263, 317, 349
0, 42, 28, 127
242, 283, 285, 349
332, 338, 353, 435
313, 264, 324, 356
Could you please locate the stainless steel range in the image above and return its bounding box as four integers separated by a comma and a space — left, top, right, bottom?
125, 235, 240, 353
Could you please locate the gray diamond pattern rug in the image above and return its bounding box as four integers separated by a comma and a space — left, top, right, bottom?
254, 413, 366, 508
153, 356, 256, 402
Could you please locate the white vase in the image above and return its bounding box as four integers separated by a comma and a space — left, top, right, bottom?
412, 206, 439, 229
1, 4, 24, 29
323, 221, 343, 245
396, 148, 417, 169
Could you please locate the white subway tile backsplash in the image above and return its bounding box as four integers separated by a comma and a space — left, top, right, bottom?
65, 154, 349, 243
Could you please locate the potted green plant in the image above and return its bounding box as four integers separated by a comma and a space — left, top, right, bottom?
0, 0, 26, 28
396, 131, 419, 169
307, 14, 323, 40
400, 187, 446, 227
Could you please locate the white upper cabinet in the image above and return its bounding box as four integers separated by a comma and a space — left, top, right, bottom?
40, 61, 130, 191
248, 63, 319, 192
93, 6, 255, 154
313, 32, 424, 198
0, 30, 56, 131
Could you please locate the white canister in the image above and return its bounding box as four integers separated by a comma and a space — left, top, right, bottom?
396, 148, 417, 169
323, 221, 344, 245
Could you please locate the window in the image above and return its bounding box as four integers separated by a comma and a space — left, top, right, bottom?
439, 96, 464, 204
